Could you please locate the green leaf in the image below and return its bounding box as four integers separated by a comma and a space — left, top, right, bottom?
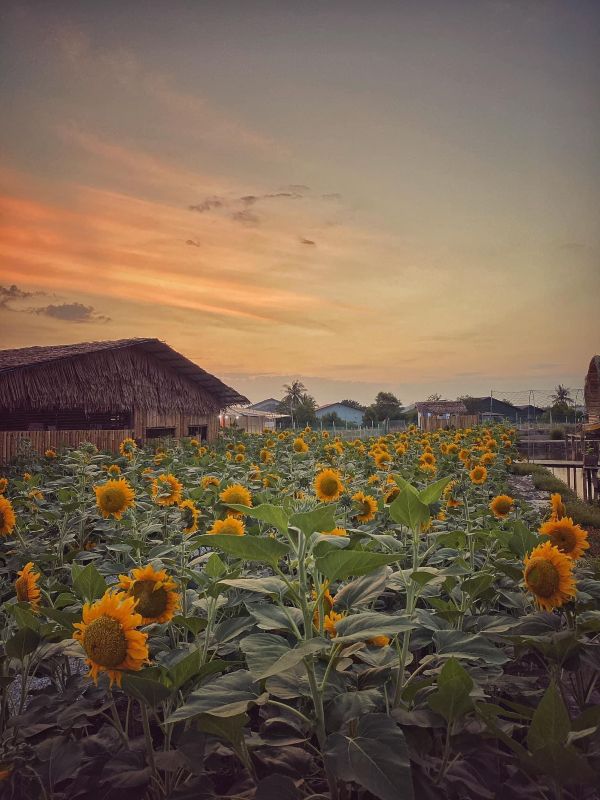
324, 713, 414, 800
389, 490, 430, 531
6, 627, 40, 660
316, 551, 400, 581
219, 577, 289, 597
461, 572, 495, 600
389, 475, 419, 496
248, 603, 304, 632
225, 503, 289, 534
172, 615, 207, 635
240, 633, 329, 680
527, 682, 571, 752
168, 654, 227, 691
290, 504, 337, 536
333, 612, 414, 644
10, 604, 41, 632
121, 673, 172, 708
196, 534, 290, 566
72, 563, 106, 603
419, 476, 453, 505
166, 670, 261, 722
507, 520, 538, 558
333, 568, 389, 611
196, 712, 249, 748
433, 630, 509, 665
428, 658, 473, 723
204, 552, 227, 578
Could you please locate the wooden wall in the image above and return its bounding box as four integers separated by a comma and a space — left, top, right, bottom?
0, 428, 135, 463
132, 410, 219, 441
0, 411, 221, 463
420, 414, 479, 432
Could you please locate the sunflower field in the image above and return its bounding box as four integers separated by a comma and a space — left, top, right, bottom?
1, 425, 599, 799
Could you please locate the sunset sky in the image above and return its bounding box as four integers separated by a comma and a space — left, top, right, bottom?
1, 1, 599, 406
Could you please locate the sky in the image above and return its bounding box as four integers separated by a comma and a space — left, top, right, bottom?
0, 0, 599, 406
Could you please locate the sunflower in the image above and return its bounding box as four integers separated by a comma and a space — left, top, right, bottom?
0, 496, 17, 536
395, 444, 406, 456
351, 491, 377, 523
419, 462, 437, 477
324, 610, 344, 638
119, 437, 137, 460
152, 474, 183, 506
219, 484, 252, 514
481, 452, 496, 465
369, 635, 390, 647
236, 443, 246, 453
312, 583, 335, 629
118, 565, 180, 625
73, 592, 148, 686
322, 527, 348, 537
179, 499, 200, 534
293, 437, 309, 453
538, 517, 589, 560
420, 452, 436, 466
314, 469, 344, 502
384, 486, 400, 504
106, 464, 122, 477
489, 494, 514, 519
550, 493, 566, 521
260, 448, 274, 464
523, 541, 576, 611
15, 562, 41, 612
235, 453, 245, 463
201, 475, 220, 489
45, 449, 57, 459
0, 477, 7, 494
95, 479, 135, 520
469, 465, 488, 485
207, 517, 245, 536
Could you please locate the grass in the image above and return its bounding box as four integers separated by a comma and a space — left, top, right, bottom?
510, 462, 600, 529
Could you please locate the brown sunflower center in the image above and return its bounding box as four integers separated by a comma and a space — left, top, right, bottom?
15, 575, 30, 602
82, 615, 128, 667
319, 477, 340, 496
132, 580, 168, 619
493, 499, 512, 515
101, 489, 126, 512
548, 528, 577, 554
0, 511, 4, 528
525, 559, 560, 598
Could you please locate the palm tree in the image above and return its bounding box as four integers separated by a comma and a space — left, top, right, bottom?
551, 385, 572, 406
279, 380, 309, 425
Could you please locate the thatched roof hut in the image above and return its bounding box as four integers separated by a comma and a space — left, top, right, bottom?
584, 355, 600, 429
0, 339, 248, 455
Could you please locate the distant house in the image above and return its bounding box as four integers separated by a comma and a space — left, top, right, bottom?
0, 338, 247, 461
315, 402, 364, 425
249, 398, 282, 413
415, 401, 475, 431
221, 406, 289, 434
463, 397, 544, 423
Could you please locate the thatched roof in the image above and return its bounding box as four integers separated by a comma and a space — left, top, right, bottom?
0, 338, 248, 414
415, 401, 468, 415
584, 355, 600, 425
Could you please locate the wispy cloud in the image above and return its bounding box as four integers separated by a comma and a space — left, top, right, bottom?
0, 283, 46, 308
29, 301, 110, 323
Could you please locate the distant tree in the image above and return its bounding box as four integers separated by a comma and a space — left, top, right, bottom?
320, 411, 344, 427
551, 385, 573, 406
279, 389, 317, 426
364, 391, 403, 423
501, 398, 516, 407
340, 399, 367, 411
427, 393, 442, 401
457, 395, 480, 413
